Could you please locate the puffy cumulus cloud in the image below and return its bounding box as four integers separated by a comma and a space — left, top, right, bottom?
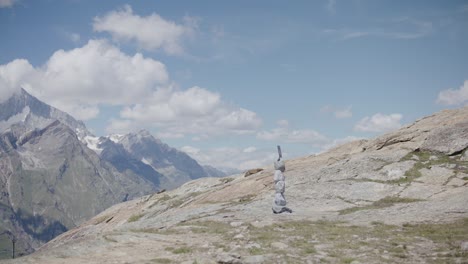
0, 59, 34, 103
180, 146, 276, 171
0, 0, 18, 8
156, 132, 185, 139
0, 39, 168, 120
320, 105, 352, 119
257, 121, 328, 145
180, 145, 200, 155
93, 5, 196, 55
436, 80, 468, 105
354, 113, 403, 132
107, 86, 262, 136
215, 108, 262, 133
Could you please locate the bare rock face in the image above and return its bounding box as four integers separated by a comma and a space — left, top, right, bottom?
4, 107, 468, 264
420, 121, 468, 155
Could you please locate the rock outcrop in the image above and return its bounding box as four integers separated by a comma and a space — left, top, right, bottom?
4, 107, 468, 263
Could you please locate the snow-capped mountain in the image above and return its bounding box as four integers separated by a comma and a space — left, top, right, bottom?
0, 89, 226, 258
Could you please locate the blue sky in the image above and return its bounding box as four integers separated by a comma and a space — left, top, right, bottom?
1, 0, 467, 170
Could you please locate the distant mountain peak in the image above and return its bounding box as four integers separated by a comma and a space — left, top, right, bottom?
0, 88, 91, 139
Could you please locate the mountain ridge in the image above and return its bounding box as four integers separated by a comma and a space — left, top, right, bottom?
0, 89, 226, 258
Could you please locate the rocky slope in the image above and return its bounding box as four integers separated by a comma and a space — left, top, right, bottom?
6, 107, 467, 264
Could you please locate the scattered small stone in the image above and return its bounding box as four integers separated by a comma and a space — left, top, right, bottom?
233, 234, 244, 239
230, 221, 243, 227
217, 253, 242, 264
461, 241, 468, 251
446, 177, 466, 187
246, 243, 261, 249
445, 164, 456, 169
271, 242, 288, 250
461, 151, 468, 161
244, 255, 265, 263
250, 221, 271, 228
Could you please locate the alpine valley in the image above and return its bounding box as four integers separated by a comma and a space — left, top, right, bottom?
0, 89, 227, 258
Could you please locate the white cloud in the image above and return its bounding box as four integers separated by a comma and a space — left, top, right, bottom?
180, 146, 200, 155
107, 86, 262, 136
0, 39, 168, 120
181, 146, 276, 171
436, 80, 468, 105
354, 113, 403, 132
320, 105, 352, 119
243, 147, 256, 153
157, 132, 185, 139
93, 5, 196, 55
0, 59, 34, 103
0, 30, 261, 138
257, 126, 328, 145
215, 108, 262, 133
323, 18, 432, 40
0, 0, 18, 8
277, 119, 289, 127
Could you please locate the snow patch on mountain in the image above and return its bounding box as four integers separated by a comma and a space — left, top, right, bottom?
83, 135, 103, 154
141, 157, 152, 166
109, 134, 124, 143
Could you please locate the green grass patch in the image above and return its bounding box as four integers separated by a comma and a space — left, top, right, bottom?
401, 150, 468, 174
248, 218, 468, 262
150, 258, 173, 263
169, 198, 185, 208
212, 242, 229, 252
155, 218, 467, 263
340, 257, 356, 264
170, 246, 192, 254
339, 196, 423, 215
103, 235, 117, 243
239, 194, 256, 203
248, 247, 264, 255
94, 215, 111, 225
127, 213, 145, 223
180, 220, 231, 236
221, 177, 234, 184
